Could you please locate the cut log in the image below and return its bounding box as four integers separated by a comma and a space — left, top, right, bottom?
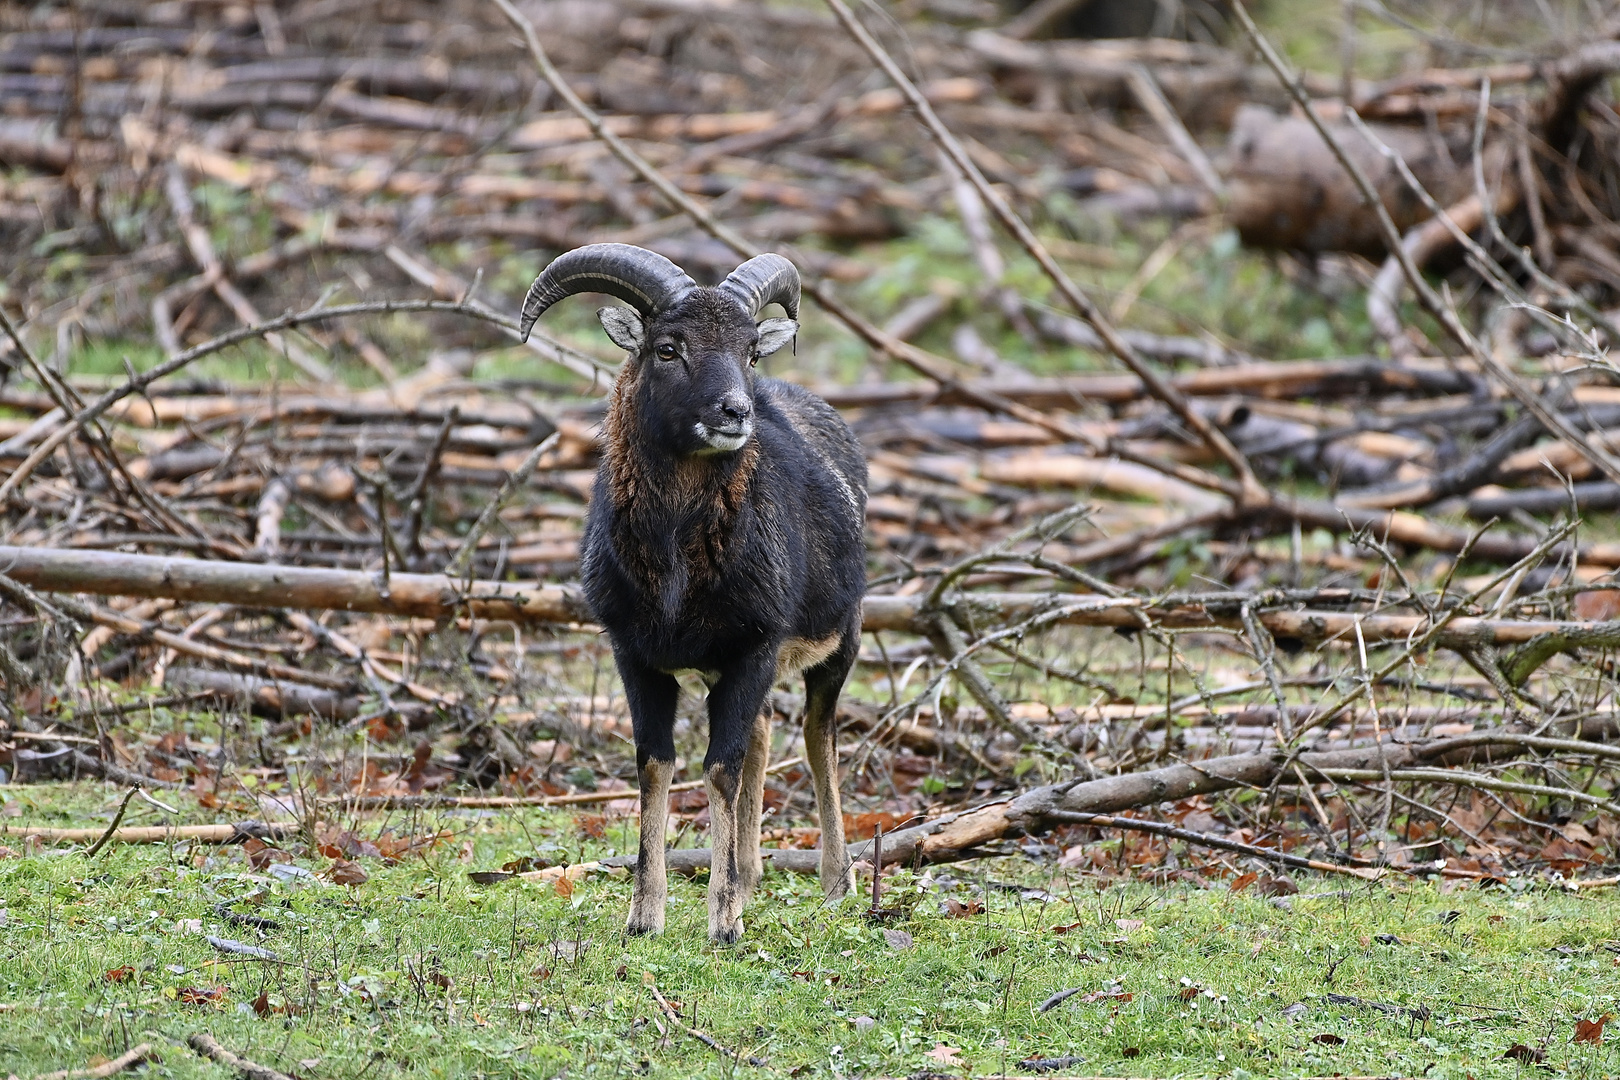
1226, 104, 1473, 257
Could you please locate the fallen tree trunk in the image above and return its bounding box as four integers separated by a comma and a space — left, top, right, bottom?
4, 545, 1617, 649
0, 544, 1611, 647
607, 726, 1609, 875
0, 545, 592, 623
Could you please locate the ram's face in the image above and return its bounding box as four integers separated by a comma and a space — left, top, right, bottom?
598, 290, 797, 457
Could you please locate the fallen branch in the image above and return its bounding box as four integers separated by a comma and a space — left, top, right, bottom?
5, 546, 1618, 651
0, 822, 294, 845
185, 1034, 295, 1080
604, 726, 1610, 875
30, 1044, 155, 1080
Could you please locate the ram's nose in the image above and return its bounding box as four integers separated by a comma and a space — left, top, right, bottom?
717, 391, 752, 423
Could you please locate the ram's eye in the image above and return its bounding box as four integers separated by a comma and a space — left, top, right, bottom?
749, 353, 760, 368
654, 343, 678, 361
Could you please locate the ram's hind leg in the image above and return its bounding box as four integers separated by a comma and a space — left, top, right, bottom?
804, 625, 858, 900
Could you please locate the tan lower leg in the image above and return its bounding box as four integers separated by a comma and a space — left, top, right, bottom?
705, 763, 746, 943
804, 710, 852, 898
735, 712, 771, 898
627, 758, 673, 935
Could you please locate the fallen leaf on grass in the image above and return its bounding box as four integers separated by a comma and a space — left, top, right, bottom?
1121, 1046, 1140, 1058
1081, 990, 1133, 1004
1504, 1043, 1546, 1063
242, 837, 291, 869
554, 874, 574, 898
328, 859, 368, 886
883, 929, 914, 951
104, 966, 134, 983
250, 991, 302, 1018
1229, 872, 1258, 893
176, 985, 227, 1006
1574, 1014, 1613, 1045
1311, 1033, 1345, 1045
1050, 921, 1083, 934
943, 898, 983, 918
1114, 918, 1143, 933
502, 855, 551, 873
1257, 875, 1298, 897
924, 1044, 960, 1065
467, 871, 515, 885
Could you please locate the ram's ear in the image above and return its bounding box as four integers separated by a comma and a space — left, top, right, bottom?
597, 306, 646, 353
755, 317, 798, 358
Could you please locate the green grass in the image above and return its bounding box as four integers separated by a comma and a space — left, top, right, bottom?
4, 782, 1619, 1079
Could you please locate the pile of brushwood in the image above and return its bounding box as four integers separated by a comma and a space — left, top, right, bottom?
2, 0, 1620, 887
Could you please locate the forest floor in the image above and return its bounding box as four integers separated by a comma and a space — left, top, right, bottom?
5, 781, 1620, 1080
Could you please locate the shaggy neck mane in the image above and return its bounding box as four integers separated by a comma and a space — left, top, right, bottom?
602, 361, 761, 576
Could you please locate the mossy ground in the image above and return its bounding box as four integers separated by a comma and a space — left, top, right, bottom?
3, 782, 1618, 1079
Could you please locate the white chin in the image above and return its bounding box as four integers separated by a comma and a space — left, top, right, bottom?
696, 424, 750, 452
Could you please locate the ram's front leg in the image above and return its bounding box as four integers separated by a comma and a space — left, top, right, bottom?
704, 649, 777, 944
620, 659, 680, 936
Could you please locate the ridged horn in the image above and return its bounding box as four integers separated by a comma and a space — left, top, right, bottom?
518, 244, 697, 342
718, 253, 800, 321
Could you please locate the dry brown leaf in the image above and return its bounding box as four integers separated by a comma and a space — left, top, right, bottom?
1504, 1043, 1546, 1063
1575, 1014, 1613, 1045
329, 858, 368, 886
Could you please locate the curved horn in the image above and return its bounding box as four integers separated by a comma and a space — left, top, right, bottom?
718, 253, 800, 321
519, 243, 697, 342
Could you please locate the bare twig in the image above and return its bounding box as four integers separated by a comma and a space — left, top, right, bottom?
83, 785, 141, 858
648, 980, 768, 1066
444, 431, 560, 578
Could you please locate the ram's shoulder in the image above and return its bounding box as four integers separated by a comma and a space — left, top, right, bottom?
756, 378, 866, 503
758, 378, 854, 444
